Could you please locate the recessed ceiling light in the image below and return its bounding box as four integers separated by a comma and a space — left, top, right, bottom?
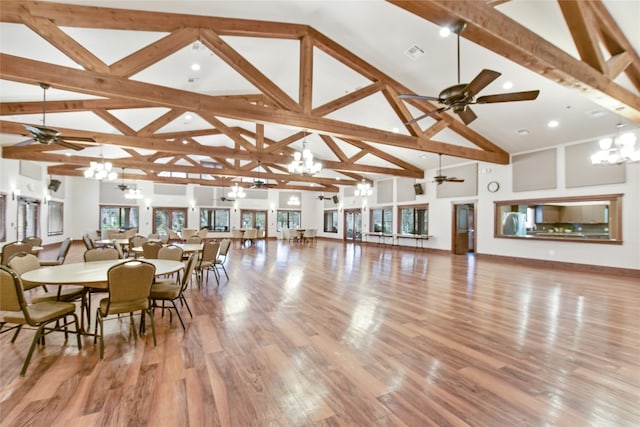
516, 129, 530, 135
419, 154, 428, 159
184, 113, 192, 120
191, 63, 201, 71
335, 177, 340, 180
182, 140, 189, 144
439, 27, 451, 37
548, 120, 559, 128
391, 127, 399, 133
588, 109, 606, 118
502, 81, 513, 90
65, 152, 71, 157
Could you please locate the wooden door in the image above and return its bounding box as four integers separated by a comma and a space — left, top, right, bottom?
453, 203, 475, 255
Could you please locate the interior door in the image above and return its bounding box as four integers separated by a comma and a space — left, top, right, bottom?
453, 203, 475, 255
344, 209, 362, 242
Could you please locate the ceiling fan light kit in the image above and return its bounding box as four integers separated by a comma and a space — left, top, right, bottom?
288, 134, 322, 175
228, 183, 246, 199
84, 158, 117, 181
591, 123, 639, 165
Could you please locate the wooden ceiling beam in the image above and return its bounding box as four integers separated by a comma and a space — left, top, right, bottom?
92, 108, 136, 136
387, 0, 640, 123
1, 99, 153, 115
3, 148, 347, 188
110, 28, 199, 78
299, 35, 314, 115
19, 11, 109, 73
199, 28, 301, 112
1, 1, 309, 38
558, 0, 606, 73
138, 109, 185, 137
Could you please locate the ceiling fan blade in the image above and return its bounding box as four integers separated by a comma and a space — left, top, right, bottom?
14, 138, 36, 147
59, 135, 96, 142
457, 106, 477, 125
445, 177, 465, 182
405, 106, 449, 125
476, 90, 540, 104
55, 140, 85, 151
465, 69, 501, 97
398, 94, 441, 102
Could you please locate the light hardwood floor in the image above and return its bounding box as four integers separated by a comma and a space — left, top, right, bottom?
1, 240, 639, 426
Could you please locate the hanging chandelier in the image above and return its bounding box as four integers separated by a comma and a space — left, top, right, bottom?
354, 180, 373, 196
124, 188, 144, 200
287, 195, 300, 206
228, 183, 246, 199
288, 134, 322, 175
84, 157, 117, 181
591, 123, 640, 165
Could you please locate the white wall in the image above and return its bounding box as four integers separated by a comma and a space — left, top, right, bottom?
1, 148, 638, 271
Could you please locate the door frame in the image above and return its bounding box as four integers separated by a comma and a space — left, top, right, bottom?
343, 208, 362, 242
451, 201, 476, 255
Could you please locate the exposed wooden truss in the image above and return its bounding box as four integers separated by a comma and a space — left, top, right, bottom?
0, 1, 512, 189
388, 0, 640, 123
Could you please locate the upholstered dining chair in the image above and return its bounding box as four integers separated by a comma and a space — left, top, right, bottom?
94, 260, 156, 360
242, 229, 258, 247
83, 247, 120, 328
158, 245, 184, 277
158, 244, 184, 262
150, 252, 195, 330
197, 228, 209, 239
303, 228, 317, 245
211, 238, 232, 284
141, 241, 163, 259
185, 236, 202, 244
82, 233, 96, 250
230, 229, 244, 248
22, 236, 42, 247
0, 265, 82, 376
166, 229, 181, 243
195, 241, 220, 287
7, 252, 45, 292
1, 242, 33, 266
39, 237, 72, 267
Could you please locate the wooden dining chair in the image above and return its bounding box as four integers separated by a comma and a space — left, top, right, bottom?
0, 265, 82, 376
94, 260, 156, 360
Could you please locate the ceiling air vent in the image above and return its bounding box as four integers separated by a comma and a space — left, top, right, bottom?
404, 44, 425, 61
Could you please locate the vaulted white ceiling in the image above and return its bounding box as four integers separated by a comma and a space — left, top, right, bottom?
1, 0, 638, 190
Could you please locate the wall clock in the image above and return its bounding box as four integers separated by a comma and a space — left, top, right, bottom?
487, 181, 500, 193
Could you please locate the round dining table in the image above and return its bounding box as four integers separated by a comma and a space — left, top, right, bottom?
21, 258, 185, 290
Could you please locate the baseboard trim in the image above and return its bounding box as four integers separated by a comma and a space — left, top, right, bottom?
476, 252, 640, 278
